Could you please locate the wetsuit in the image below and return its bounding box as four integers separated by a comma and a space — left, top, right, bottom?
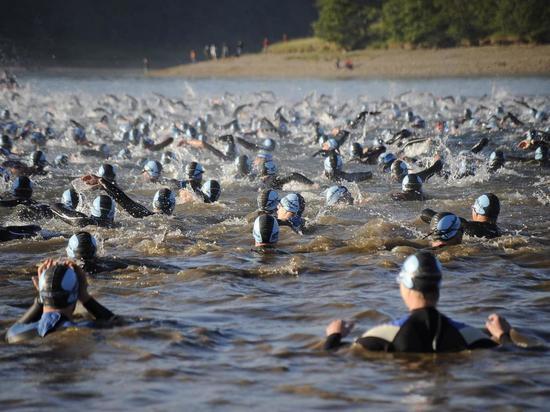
349, 146, 386, 165
6, 297, 114, 344
421, 208, 501, 239
325, 307, 497, 352
99, 178, 154, 218
0, 194, 53, 220
0, 225, 42, 242
391, 190, 424, 201
51, 205, 117, 228
260, 173, 314, 190
414, 160, 443, 183
325, 170, 372, 183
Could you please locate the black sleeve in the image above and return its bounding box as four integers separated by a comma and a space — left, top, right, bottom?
236, 137, 260, 151
420, 208, 437, 224
467, 338, 498, 350
202, 142, 229, 161
324, 333, 343, 350
417, 159, 443, 182
16, 297, 43, 324
100, 178, 153, 218
355, 336, 392, 352
83, 297, 115, 321
287, 172, 314, 185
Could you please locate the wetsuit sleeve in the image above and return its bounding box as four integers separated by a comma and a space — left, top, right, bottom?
420, 208, 437, 224
335, 132, 349, 147
82, 297, 115, 321
236, 137, 260, 151
416, 159, 443, 182
286, 172, 314, 185
100, 178, 153, 218
15, 297, 43, 324
341, 171, 372, 182
148, 137, 174, 151
458, 326, 498, 349
355, 336, 392, 351
311, 150, 324, 158
202, 142, 229, 161
324, 333, 343, 350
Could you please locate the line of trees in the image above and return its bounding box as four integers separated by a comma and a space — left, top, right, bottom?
313, 0, 550, 50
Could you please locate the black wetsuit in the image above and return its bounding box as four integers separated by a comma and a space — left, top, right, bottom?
421, 208, 501, 239
325, 170, 372, 183
391, 190, 424, 201
0, 225, 42, 242
325, 307, 497, 352
260, 173, 314, 190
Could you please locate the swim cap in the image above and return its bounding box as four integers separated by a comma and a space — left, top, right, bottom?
473, 193, 500, 219
489, 150, 504, 164
431, 212, 462, 241
257, 189, 279, 213
91, 195, 116, 220
295, 193, 306, 216
38, 264, 79, 308
66, 231, 97, 260
235, 155, 252, 175
55, 154, 69, 167
535, 146, 547, 161
261, 138, 276, 152
143, 160, 163, 179
30, 150, 47, 168
12, 176, 33, 199
186, 161, 204, 180
139, 122, 150, 136
197, 134, 207, 142
98, 163, 116, 182
401, 174, 422, 192
326, 185, 353, 206
378, 152, 396, 169
261, 159, 278, 176
161, 151, 175, 165
350, 142, 362, 158
153, 188, 176, 214
324, 152, 343, 173
325, 138, 338, 151
405, 111, 414, 122
1, 109, 9, 119
61, 188, 81, 210
396, 252, 442, 292
253, 214, 279, 245
99, 144, 110, 157
280, 193, 300, 214
201, 179, 221, 203
129, 128, 140, 145
117, 148, 132, 160
72, 127, 86, 142
31, 132, 46, 146
391, 159, 408, 180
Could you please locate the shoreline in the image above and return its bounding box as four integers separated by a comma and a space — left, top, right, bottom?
150, 45, 550, 79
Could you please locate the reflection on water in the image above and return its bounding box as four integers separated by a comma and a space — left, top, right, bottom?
0, 72, 549, 410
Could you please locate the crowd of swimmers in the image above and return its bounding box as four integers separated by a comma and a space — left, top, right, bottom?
1, 90, 548, 352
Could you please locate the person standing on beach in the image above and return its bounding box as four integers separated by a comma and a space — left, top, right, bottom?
221, 43, 229, 59
210, 44, 217, 60
190, 49, 197, 63
263, 37, 269, 52
236, 40, 243, 57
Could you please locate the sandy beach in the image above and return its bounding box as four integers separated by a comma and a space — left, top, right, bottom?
151, 45, 550, 79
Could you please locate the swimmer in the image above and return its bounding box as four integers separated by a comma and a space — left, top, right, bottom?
391, 174, 424, 201
277, 193, 305, 235
488, 150, 505, 172
237, 136, 276, 155
258, 159, 314, 190
325, 185, 354, 207
0, 176, 34, 207
179, 134, 236, 161
52, 194, 118, 228
312, 130, 349, 158
324, 152, 372, 183
426, 212, 463, 248
323, 251, 519, 352
390, 157, 443, 183
0, 224, 42, 242
6, 259, 115, 344
234, 155, 254, 179
1, 150, 49, 177
252, 214, 280, 252
348, 142, 386, 165
256, 189, 280, 216
421, 193, 501, 238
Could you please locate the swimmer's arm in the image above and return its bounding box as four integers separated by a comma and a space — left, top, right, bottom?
15, 297, 43, 324
202, 142, 229, 161
285, 172, 314, 185
324, 320, 355, 351
416, 159, 443, 182
99, 178, 153, 218
236, 137, 260, 151
81, 296, 115, 321
485, 313, 524, 347
311, 150, 324, 158
420, 208, 437, 224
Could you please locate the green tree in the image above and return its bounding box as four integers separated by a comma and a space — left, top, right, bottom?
313, 0, 382, 50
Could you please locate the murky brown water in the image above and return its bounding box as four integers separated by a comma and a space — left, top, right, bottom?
1, 73, 549, 410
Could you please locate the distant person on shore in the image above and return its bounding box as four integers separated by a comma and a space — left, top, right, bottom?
221, 43, 229, 59
263, 37, 269, 52
335, 58, 340, 69
143, 57, 149, 74
236, 40, 243, 57
203, 45, 210, 60
190, 49, 197, 63
283, 33, 288, 42
344, 59, 353, 70
210, 44, 217, 60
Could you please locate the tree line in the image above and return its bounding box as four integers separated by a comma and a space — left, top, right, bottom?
313, 0, 550, 50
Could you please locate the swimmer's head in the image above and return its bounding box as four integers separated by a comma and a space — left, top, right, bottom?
401, 173, 422, 193
12, 176, 33, 199
31, 132, 46, 146
326, 185, 354, 206
472, 193, 500, 223
378, 152, 396, 171
235, 155, 252, 176
489, 150, 505, 168
260, 159, 278, 176
535, 146, 548, 162
38, 264, 79, 309
257, 189, 280, 214
66, 231, 97, 260
153, 188, 176, 215
143, 160, 163, 181
390, 159, 408, 181
61, 188, 82, 210
91, 195, 116, 221
55, 154, 69, 167
261, 138, 276, 152
201, 179, 221, 203
324, 152, 343, 174
397, 252, 442, 302
98, 163, 116, 183
30, 150, 47, 168
278, 193, 300, 220
350, 142, 363, 158
253, 214, 279, 246
161, 151, 175, 165
430, 212, 463, 245
72, 127, 86, 143
186, 161, 204, 183
322, 138, 338, 151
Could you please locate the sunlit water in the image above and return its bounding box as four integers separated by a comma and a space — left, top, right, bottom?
1, 72, 549, 410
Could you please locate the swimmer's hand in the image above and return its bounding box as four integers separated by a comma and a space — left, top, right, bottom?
485, 313, 511, 343
326, 319, 355, 338
517, 139, 532, 150
32, 258, 56, 291
65, 260, 91, 303
81, 174, 100, 186
178, 139, 204, 149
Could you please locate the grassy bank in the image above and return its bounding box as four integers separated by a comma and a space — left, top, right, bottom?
150, 38, 550, 79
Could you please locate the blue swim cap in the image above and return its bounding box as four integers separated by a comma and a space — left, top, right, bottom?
261, 159, 278, 176
55, 154, 69, 167
473, 193, 500, 219
143, 160, 163, 179
66, 231, 97, 260
253, 214, 279, 245
61, 188, 81, 210
326, 185, 353, 206
431, 212, 462, 241
185, 161, 204, 180
153, 188, 176, 214
72, 127, 86, 142
201, 179, 221, 203
38, 264, 79, 308
31, 132, 46, 146
261, 138, 276, 152
325, 138, 338, 150
30, 150, 47, 167
12, 176, 33, 199
257, 189, 279, 213
91, 195, 116, 220
378, 152, 397, 167
280, 193, 300, 213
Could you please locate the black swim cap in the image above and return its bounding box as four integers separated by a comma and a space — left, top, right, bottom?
31, 150, 47, 167
235, 155, 252, 175
473, 193, 500, 220
350, 142, 363, 158
38, 264, 79, 308
397, 251, 442, 293
391, 159, 408, 181
61, 188, 81, 209
186, 161, 204, 181
98, 164, 116, 182
66, 231, 97, 260
12, 176, 33, 199
401, 173, 422, 192
153, 188, 176, 214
